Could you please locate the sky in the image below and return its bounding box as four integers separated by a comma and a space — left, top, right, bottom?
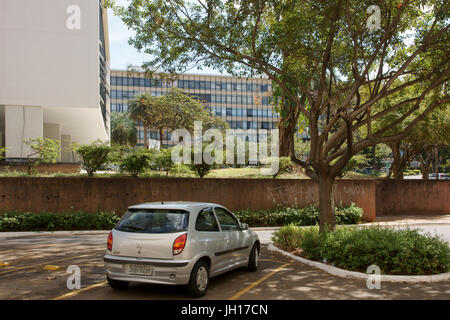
107, 6, 224, 75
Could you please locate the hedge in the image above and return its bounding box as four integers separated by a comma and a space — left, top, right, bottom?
272, 225, 450, 275
235, 203, 363, 227
0, 211, 120, 231
0, 203, 363, 231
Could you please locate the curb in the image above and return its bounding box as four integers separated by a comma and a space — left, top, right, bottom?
267, 243, 450, 283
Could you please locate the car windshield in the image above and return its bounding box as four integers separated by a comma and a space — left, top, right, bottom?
116, 209, 189, 234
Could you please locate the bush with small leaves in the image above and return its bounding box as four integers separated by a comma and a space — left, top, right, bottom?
24, 138, 61, 175
0, 211, 121, 231
272, 225, 450, 275
152, 148, 175, 176
73, 142, 111, 176
119, 148, 154, 177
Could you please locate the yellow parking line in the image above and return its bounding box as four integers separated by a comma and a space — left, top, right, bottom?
43, 265, 61, 271
52, 281, 108, 300
0, 251, 105, 276
228, 261, 293, 300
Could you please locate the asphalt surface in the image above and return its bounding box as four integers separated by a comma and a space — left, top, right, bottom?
0, 229, 449, 300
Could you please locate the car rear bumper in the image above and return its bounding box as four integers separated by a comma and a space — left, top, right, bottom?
104, 254, 192, 285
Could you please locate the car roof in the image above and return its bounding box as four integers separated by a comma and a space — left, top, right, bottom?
127, 201, 223, 211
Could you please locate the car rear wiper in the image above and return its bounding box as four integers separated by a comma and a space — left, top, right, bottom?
120, 225, 144, 231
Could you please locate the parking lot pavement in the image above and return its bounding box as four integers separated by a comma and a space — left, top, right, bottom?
0, 231, 449, 300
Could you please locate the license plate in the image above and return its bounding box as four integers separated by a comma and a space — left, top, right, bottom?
126, 264, 153, 276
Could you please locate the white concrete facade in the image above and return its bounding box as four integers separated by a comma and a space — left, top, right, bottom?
0, 0, 110, 160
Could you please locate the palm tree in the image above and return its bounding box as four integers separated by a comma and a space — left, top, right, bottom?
128, 92, 153, 148
110, 112, 137, 147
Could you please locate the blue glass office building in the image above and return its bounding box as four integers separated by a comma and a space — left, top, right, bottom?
110, 70, 278, 146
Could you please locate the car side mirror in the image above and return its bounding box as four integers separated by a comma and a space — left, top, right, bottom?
240, 222, 249, 231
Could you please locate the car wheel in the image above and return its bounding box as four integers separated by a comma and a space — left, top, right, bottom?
107, 275, 129, 290
247, 244, 258, 271
187, 260, 209, 297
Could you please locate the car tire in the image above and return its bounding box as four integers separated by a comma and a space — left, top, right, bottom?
187, 260, 209, 297
107, 275, 129, 290
247, 244, 259, 272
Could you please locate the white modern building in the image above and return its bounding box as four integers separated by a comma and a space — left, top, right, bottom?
0, 0, 110, 162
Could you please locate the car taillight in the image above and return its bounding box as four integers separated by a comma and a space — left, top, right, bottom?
173, 233, 187, 255
107, 232, 113, 251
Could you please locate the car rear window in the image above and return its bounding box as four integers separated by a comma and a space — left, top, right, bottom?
116, 209, 189, 233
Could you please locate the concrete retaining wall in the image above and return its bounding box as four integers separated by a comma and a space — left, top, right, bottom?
376, 180, 450, 215
0, 177, 447, 221
0, 177, 377, 221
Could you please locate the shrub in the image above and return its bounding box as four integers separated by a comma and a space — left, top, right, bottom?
190, 158, 214, 178
73, 142, 111, 176
335, 202, 364, 224
170, 163, 194, 177
234, 203, 363, 227
152, 148, 175, 176
0, 211, 120, 231
0, 146, 6, 160
119, 148, 154, 177
272, 225, 450, 275
24, 138, 61, 175
188, 144, 221, 178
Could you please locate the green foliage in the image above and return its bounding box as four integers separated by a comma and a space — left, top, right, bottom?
0, 211, 120, 231
0, 147, 6, 160
190, 160, 213, 178
294, 138, 311, 161
189, 144, 220, 178
119, 148, 154, 177
111, 112, 137, 147
24, 138, 61, 175
128, 88, 229, 149
335, 202, 364, 225
235, 203, 363, 227
273, 226, 450, 275
272, 157, 292, 178
342, 153, 370, 177
73, 141, 111, 176
169, 163, 195, 177
152, 148, 175, 176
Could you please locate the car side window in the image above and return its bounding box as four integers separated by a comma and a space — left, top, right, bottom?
214, 207, 240, 231
195, 208, 220, 232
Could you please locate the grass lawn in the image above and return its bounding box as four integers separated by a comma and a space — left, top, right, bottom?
0, 166, 381, 179
208, 167, 309, 179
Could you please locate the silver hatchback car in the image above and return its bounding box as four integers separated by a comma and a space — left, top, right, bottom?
104, 202, 260, 297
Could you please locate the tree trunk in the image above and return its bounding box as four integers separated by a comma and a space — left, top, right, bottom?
389, 143, 404, 179
318, 175, 336, 232
433, 146, 439, 179
420, 155, 431, 180
278, 120, 297, 159
159, 129, 164, 149
143, 126, 149, 149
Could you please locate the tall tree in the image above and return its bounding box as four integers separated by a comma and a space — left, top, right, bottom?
111, 112, 138, 147
110, 0, 450, 231
128, 92, 155, 148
